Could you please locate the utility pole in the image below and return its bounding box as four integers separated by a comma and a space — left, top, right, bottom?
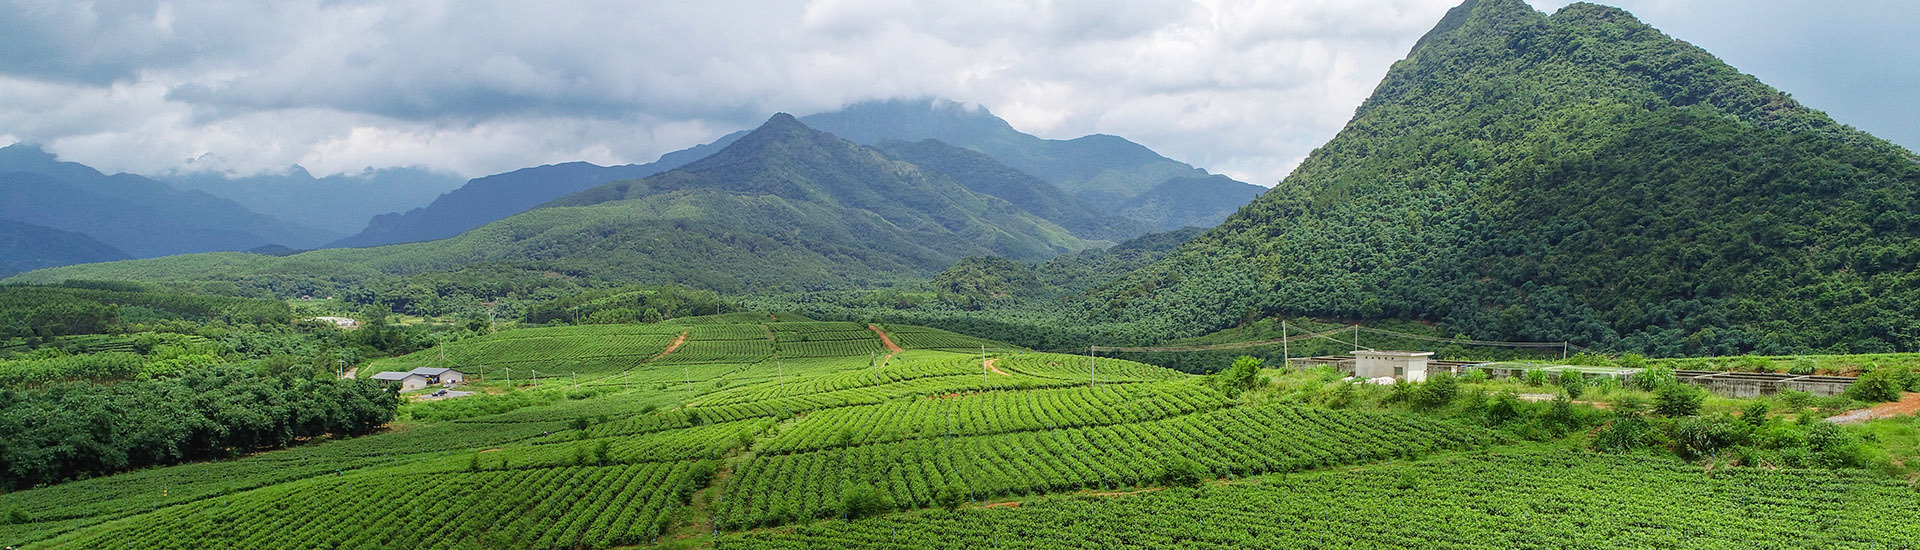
1281, 321, 1289, 371
981, 345, 988, 385
1089, 345, 1095, 388
1355, 325, 1362, 351
504, 367, 510, 387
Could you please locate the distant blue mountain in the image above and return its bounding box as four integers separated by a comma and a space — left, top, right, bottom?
0, 218, 129, 277
164, 166, 467, 235
0, 144, 338, 257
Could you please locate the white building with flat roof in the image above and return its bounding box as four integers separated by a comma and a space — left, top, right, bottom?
1354, 350, 1435, 382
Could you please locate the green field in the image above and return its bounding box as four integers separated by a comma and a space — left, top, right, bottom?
4, 318, 1916, 549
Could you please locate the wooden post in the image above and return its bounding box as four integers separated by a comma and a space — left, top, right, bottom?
1281, 321, 1290, 371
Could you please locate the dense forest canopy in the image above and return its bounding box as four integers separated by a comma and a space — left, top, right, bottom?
1088, 0, 1920, 356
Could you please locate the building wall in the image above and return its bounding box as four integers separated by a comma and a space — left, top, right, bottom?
441, 371, 465, 385
400, 376, 429, 392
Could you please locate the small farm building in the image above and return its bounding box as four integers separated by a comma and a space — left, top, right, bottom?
410, 367, 465, 385
1353, 350, 1435, 382
371, 371, 431, 391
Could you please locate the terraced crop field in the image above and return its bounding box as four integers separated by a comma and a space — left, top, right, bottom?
10, 318, 1915, 550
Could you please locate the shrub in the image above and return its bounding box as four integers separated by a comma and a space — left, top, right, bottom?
1414, 373, 1458, 410
1162, 456, 1205, 487
1631, 366, 1677, 391
1556, 371, 1586, 399
1844, 367, 1907, 403
1654, 384, 1705, 417
1740, 401, 1771, 427
1524, 369, 1549, 386
1788, 357, 1817, 376
1670, 415, 1749, 461
1485, 391, 1523, 427
1215, 356, 1262, 398
840, 483, 894, 519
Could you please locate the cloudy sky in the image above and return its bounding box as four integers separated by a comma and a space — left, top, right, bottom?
1, 0, 1913, 187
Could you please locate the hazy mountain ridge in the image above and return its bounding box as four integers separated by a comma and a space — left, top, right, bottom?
164, 166, 467, 235
0, 218, 130, 277
0, 145, 338, 256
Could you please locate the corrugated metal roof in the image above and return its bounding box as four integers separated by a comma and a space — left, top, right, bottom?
410, 367, 460, 376
371, 372, 419, 381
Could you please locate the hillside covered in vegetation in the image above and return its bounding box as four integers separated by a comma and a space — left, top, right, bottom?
1092, 0, 1920, 356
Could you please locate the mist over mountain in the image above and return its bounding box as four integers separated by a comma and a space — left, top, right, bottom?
164, 166, 466, 235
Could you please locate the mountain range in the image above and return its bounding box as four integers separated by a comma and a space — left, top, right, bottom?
0, 145, 338, 257
164, 166, 466, 235
0, 218, 129, 278
1090, 0, 1920, 355
328, 100, 1262, 249
7, 115, 1111, 293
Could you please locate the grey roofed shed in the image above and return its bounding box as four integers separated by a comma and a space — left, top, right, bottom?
370, 371, 413, 381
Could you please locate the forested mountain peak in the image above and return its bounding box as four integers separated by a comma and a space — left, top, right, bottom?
1093, 0, 1920, 356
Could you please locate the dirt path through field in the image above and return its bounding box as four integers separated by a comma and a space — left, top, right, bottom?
868, 324, 904, 366
339, 366, 357, 380
649, 331, 689, 362
984, 357, 1011, 377
1829, 392, 1920, 424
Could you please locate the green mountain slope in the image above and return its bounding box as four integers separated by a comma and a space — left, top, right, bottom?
802, 99, 1269, 228
1094, 0, 1920, 355
0, 219, 129, 277
871, 138, 1150, 241
7, 116, 1101, 294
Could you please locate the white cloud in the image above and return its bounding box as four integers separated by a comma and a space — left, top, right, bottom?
2, 0, 1912, 185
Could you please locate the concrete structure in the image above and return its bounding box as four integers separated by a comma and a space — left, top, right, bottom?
1353, 350, 1435, 382
1675, 370, 1854, 398
311, 316, 359, 329
409, 367, 465, 385
371, 371, 431, 391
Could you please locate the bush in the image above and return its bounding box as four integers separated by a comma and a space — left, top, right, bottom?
1594, 413, 1650, 453
1556, 371, 1586, 399
1414, 373, 1458, 410
1654, 384, 1706, 417
1162, 456, 1205, 487
1525, 369, 1549, 386
1485, 391, 1523, 427
1214, 356, 1262, 398
840, 483, 895, 519
1631, 366, 1677, 391
1740, 401, 1771, 427
1788, 357, 1817, 376
1670, 415, 1750, 461
1844, 367, 1907, 403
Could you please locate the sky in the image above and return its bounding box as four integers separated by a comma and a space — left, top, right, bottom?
0, 0, 1913, 187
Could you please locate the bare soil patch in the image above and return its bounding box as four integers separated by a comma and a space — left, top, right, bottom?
984, 358, 1011, 377
1829, 392, 1920, 424
650, 331, 689, 362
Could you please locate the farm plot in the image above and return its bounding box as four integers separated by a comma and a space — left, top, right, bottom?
879, 325, 1012, 351
758, 381, 1233, 454
39, 460, 717, 550
1000, 353, 1190, 383
718, 451, 1920, 549
717, 406, 1499, 528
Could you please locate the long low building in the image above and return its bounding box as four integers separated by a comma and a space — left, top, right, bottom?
370, 367, 467, 391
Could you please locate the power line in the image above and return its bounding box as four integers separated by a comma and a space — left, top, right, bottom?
1087, 325, 1355, 353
